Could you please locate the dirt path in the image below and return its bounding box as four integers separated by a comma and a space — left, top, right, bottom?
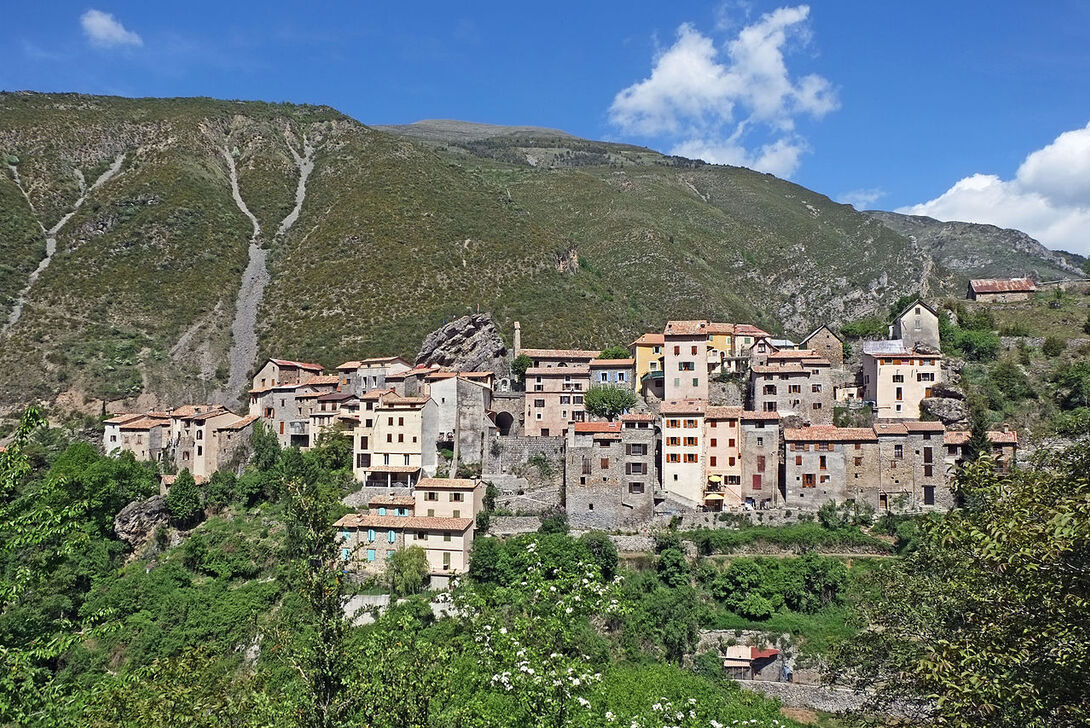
4, 154, 124, 332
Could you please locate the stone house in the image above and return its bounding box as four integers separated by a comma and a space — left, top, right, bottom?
749, 350, 834, 424
783, 426, 880, 510
967, 278, 1037, 302
249, 375, 340, 448
519, 348, 600, 369
800, 325, 844, 366
944, 429, 1018, 473
335, 356, 411, 397
589, 358, 636, 390
564, 418, 657, 530
861, 342, 942, 419
663, 320, 711, 401
171, 406, 240, 480
308, 391, 362, 447
251, 358, 324, 390
873, 421, 950, 511
523, 366, 589, 437
427, 372, 496, 467
112, 414, 170, 463
384, 365, 439, 398
739, 411, 781, 509
891, 299, 941, 351
352, 393, 439, 487
334, 478, 484, 585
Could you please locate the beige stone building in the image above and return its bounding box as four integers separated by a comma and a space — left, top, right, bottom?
663, 320, 711, 401
523, 366, 589, 437
891, 299, 941, 351
251, 358, 324, 390
861, 342, 942, 419
519, 348, 600, 369
352, 393, 439, 487
334, 478, 485, 584
944, 429, 1018, 473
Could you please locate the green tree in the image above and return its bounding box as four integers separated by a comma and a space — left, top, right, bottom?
579, 531, 619, 581
888, 292, 919, 322
384, 547, 429, 597
964, 403, 993, 464
538, 511, 570, 535
597, 345, 631, 359
1051, 360, 1090, 410
1042, 335, 1066, 358
166, 470, 203, 528
310, 427, 353, 472
511, 354, 532, 385
282, 466, 355, 727
656, 547, 689, 588
830, 449, 1090, 727
205, 469, 237, 510
990, 358, 1035, 402
251, 421, 281, 472
583, 385, 639, 420
469, 536, 505, 583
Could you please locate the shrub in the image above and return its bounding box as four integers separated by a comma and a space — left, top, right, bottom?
597, 345, 631, 359
583, 385, 639, 420
579, 531, 618, 581
537, 511, 569, 535
1042, 336, 1066, 358
656, 548, 689, 588
511, 354, 532, 384
384, 547, 429, 596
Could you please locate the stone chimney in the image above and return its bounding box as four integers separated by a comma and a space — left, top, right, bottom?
513, 321, 521, 357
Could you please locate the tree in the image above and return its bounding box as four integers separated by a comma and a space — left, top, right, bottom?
888, 292, 919, 322
1042, 335, 1066, 358
469, 536, 505, 583
511, 354, 532, 385
384, 547, 429, 597
251, 421, 281, 472
964, 403, 992, 464
205, 469, 237, 510
1084, 310, 1090, 335
282, 467, 355, 727
583, 385, 639, 420
656, 548, 689, 588
538, 511, 569, 535
830, 449, 1090, 727
579, 530, 619, 581
166, 470, 203, 528
597, 345, 631, 359
310, 426, 352, 472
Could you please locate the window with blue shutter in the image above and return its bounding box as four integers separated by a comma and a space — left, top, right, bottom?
367, 529, 375, 542
340, 548, 350, 561
367, 549, 375, 561
339, 531, 350, 541
378, 507, 386, 516
387, 530, 395, 543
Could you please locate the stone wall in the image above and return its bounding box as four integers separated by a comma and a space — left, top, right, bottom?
737, 681, 868, 714
490, 515, 541, 536
485, 434, 564, 475
342, 485, 413, 509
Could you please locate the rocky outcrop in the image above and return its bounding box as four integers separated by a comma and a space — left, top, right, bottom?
921, 397, 969, 427
416, 313, 509, 374
113, 494, 168, 548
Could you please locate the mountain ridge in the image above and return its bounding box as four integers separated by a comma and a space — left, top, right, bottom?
0, 92, 1079, 414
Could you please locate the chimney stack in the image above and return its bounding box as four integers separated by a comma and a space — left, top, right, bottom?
513, 321, 521, 357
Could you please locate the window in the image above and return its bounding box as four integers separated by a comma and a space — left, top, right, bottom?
918, 372, 935, 382
813, 403, 822, 410
710, 438, 717, 447
443, 532, 451, 542
728, 438, 735, 447
924, 464, 934, 477
387, 433, 392, 443
196, 430, 203, 440
895, 387, 903, 401
666, 419, 680, 428
683, 453, 698, 463
367, 529, 376, 542
854, 456, 863, 467
892, 374, 905, 383
710, 456, 717, 466
387, 530, 395, 543
600, 458, 610, 469
625, 462, 647, 475
340, 547, 350, 561
693, 378, 700, 387
599, 372, 608, 383
756, 437, 764, 446
763, 402, 777, 412
398, 433, 404, 443
378, 507, 387, 516
684, 419, 697, 428
534, 398, 545, 408
691, 346, 698, 355
560, 395, 570, 404
679, 361, 695, 371
894, 444, 904, 459
451, 492, 464, 502
673, 346, 680, 355
763, 385, 777, 395
666, 436, 680, 446
666, 453, 680, 463
795, 455, 802, 466
923, 485, 935, 505
683, 437, 698, 447
403, 454, 410, 465
812, 384, 822, 393
442, 552, 451, 569
757, 455, 766, 472
673, 378, 680, 388
196, 445, 203, 456
819, 455, 827, 470
628, 482, 644, 494
789, 384, 801, 394
425, 491, 438, 501
802, 474, 815, 488
626, 443, 647, 456
388, 417, 394, 426
367, 549, 376, 562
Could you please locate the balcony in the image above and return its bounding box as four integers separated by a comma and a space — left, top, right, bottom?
287, 420, 308, 436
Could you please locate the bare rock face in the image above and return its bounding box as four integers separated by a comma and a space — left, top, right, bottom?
921, 397, 969, 427
930, 382, 966, 400
416, 313, 509, 374
114, 494, 168, 548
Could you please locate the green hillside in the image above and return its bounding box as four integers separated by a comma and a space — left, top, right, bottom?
0, 92, 1073, 412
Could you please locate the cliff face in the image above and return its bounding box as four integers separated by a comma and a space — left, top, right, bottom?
0, 92, 1072, 413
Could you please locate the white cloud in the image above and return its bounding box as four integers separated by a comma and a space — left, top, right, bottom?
81, 9, 143, 49
837, 187, 885, 210
898, 122, 1090, 255
609, 5, 837, 178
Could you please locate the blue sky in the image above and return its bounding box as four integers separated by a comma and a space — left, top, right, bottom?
4, 1, 1090, 253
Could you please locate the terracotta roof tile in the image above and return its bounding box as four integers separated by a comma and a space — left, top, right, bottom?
525, 366, 590, 376
784, 426, 878, 442
335, 513, 473, 531
734, 324, 772, 337
104, 413, 144, 425
664, 320, 708, 336
631, 333, 664, 346
904, 421, 945, 433
944, 430, 1018, 445
368, 495, 416, 507
620, 413, 656, 422
270, 358, 323, 371
589, 358, 635, 367
705, 405, 743, 419
217, 414, 259, 431
741, 411, 781, 421
416, 477, 482, 490
706, 322, 736, 334
573, 421, 623, 434
970, 278, 1036, 294
119, 416, 171, 430
660, 399, 707, 415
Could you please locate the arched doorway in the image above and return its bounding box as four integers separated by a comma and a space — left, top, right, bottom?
496, 411, 514, 436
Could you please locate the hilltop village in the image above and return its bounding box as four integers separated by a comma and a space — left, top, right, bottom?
105, 297, 1020, 583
